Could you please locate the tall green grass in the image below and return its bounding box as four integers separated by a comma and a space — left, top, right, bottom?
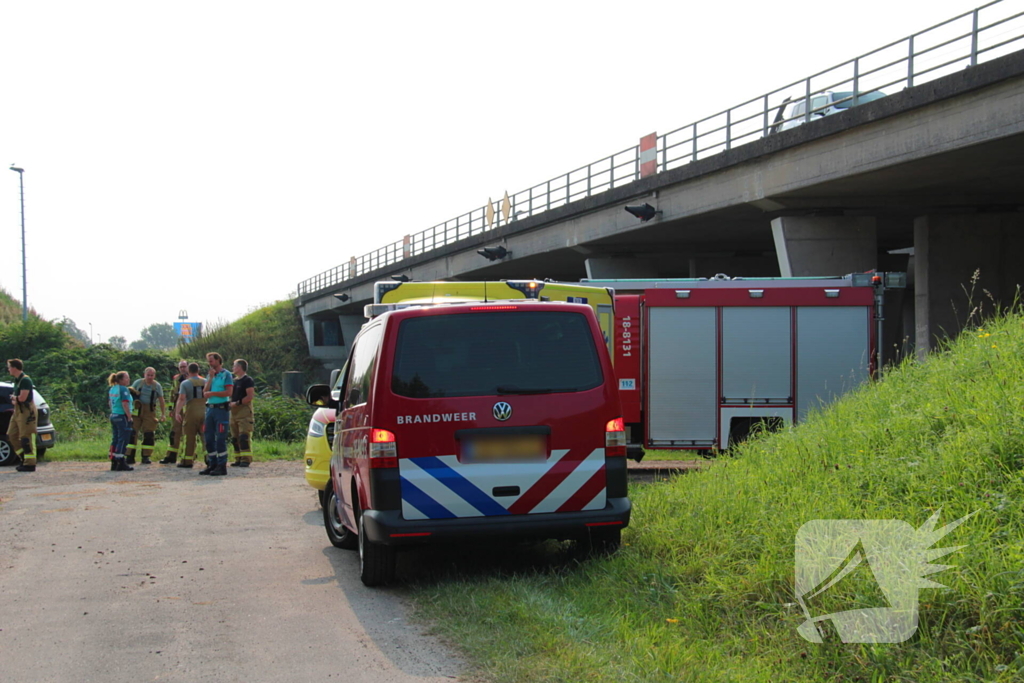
409, 311, 1024, 682
177, 300, 319, 386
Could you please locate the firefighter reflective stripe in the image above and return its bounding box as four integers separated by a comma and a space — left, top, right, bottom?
399, 449, 606, 520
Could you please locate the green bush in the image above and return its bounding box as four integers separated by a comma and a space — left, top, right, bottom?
252, 391, 312, 442
0, 318, 70, 361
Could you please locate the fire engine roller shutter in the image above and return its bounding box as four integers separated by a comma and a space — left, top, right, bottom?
796, 307, 870, 419
722, 307, 791, 402
648, 307, 717, 445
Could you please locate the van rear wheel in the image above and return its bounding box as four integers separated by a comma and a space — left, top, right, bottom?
358, 513, 396, 587
323, 483, 357, 550
583, 527, 621, 556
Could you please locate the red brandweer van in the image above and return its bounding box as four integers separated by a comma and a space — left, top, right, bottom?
307, 299, 631, 586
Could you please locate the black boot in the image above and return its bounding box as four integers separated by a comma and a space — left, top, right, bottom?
198, 457, 216, 475
114, 458, 134, 472
159, 454, 177, 464
15, 464, 35, 472
125, 455, 136, 465
210, 455, 228, 476
110, 457, 117, 471
177, 460, 193, 469
141, 455, 152, 465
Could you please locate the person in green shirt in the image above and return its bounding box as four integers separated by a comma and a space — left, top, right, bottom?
7, 358, 37, 472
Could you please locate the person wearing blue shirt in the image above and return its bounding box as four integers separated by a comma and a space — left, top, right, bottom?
200, 352, 234, 476
107, 371, 135, 472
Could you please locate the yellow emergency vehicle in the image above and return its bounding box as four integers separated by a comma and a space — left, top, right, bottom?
374, 280, 616, 356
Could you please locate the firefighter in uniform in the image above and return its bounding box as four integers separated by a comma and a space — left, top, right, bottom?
126, 367, 167, 464
7, 359, 37, 473
160, 360, 190, 464
174, 362, 206, 468
229, 358, 256, 467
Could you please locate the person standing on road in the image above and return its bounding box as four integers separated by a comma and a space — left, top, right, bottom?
7, 359, 37, 473
160, 360, 190, 464
200, 352, 233, 476
126, 367, 167, 465
229, 358, 256, 467
173, 362, 206, 468
108, 371, 134, 472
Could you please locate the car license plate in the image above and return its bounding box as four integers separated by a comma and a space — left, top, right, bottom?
39, 433, 53, 444
462, 435, 547, 463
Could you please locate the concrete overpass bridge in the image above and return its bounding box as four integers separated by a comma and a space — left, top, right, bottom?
296, 1, 1024, 375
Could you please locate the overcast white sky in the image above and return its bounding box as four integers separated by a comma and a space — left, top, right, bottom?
0, 0, 989, 343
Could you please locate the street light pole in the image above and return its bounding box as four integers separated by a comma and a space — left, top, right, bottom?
9, 165, 27, 322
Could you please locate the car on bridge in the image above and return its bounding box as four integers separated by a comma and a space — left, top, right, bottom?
0, 383, 57, 465
772, 90, 886, 133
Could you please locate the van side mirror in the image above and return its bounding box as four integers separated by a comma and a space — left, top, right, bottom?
306, 384, 337, 409
329, 368, 341, 389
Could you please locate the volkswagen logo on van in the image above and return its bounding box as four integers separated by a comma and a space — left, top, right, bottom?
493, 401, 513, 421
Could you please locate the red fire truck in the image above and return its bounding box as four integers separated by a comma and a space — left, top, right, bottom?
574, 273, 905, 455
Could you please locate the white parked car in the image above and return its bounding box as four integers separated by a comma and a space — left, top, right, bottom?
772, 90, 886, 133
0, 383, 57, 465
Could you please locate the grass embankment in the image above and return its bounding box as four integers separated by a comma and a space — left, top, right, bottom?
410, 313, 1024, 682
178, 300, 319, 383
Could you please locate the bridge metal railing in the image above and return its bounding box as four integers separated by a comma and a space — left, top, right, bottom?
298, 0, 1024, 298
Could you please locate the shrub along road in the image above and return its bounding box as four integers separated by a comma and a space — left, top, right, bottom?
0, 461, 462, 683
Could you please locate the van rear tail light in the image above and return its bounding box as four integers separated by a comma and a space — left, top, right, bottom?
370, 428, 398, 468
605, 417, 626, 457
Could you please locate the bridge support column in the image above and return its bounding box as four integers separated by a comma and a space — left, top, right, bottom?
913, 213, 1024, 357
585, 257, 657, 279
302, 313, 366, 381
771, 216, 877, 277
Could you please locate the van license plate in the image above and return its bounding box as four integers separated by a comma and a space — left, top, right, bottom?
39, 433, 53, 444
462, 435, 546, 463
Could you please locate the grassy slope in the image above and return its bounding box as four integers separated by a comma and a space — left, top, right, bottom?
410, 313, 1024, 682
177, 300, 318, 385
0, 286, 39, 325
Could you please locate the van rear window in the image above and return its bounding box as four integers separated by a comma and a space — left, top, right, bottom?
391, 311, 604, 398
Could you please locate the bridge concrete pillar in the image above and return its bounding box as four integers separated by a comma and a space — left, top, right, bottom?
302, 312, 366, 381
771, 216, 877, 277
585, 257, 657, 280
913, 213, 1024, 357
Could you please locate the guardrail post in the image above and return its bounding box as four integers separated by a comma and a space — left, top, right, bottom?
403, 234, 411, 259
565, 172, 570, 204
546, 180, 551, 211
853, 58, 860, 106
528, 186, 533, 216
587, 163, 592, 196
691, 123, 697, 161
725, 109, 731, 150
908, 35, 915, 88
804, 78, 811, 124
971, 9, 979, 66
762, 95, 769, 137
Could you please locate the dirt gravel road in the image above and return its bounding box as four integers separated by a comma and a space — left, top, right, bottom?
0, 461, 463, 683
